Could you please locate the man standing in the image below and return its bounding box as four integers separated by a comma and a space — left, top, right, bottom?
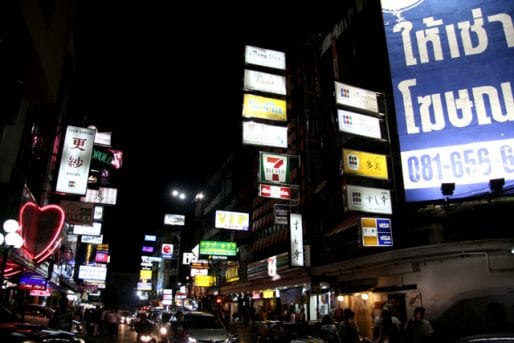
404, 307, 434, 343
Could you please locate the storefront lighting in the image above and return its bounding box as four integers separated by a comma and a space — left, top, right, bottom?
361, 293, 369, 300
337, 295, 345, 302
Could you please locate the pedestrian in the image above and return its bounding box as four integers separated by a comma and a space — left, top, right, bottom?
339, 308, 360, 343
48, 293, 73, 332
404, 306, 433, 343
320, 314, 340, 343
373, 303, 401, 343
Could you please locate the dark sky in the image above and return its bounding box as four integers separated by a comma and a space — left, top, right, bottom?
73, 3, 340, 273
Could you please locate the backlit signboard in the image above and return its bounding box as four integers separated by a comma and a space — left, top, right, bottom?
381, 0, 514, 201
81, 235, 103, 244
259, 152, 291, 184
244, 69, 286, 95
56, 126, 96, 195
164, 214, 185, 226
95, 252, 109, 263
162, 243, 173, 259
342, 149, 389, 180
139, 269, 152, 280
60, 200, 94, 225
344, 184, 392, 215
243, 94, 287, 122
245, 45, 286, 70
335, 81, 380, 114
243, 121, 288, 148
215, 210, 249, 231
73, 222, 102, 236
361, 217, 393, 247
289, 213, 304, 267
144, 235, 157, 241
337, 109, 383, 140
142, 246, 154, 254
199, 241, 237, 256
78, 265, 107, 281
81, 187, 118, 205
194, 275, 216, 287
259, 184, 295, 200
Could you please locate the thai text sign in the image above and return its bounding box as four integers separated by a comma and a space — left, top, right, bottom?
381, 0, 514, 201
199, 240, 237, 256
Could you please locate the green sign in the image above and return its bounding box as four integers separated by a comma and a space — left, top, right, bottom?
199, 241, 237, 256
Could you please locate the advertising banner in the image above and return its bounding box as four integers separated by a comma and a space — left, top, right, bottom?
56, 126, 96, 195
259, 152, 291, 184
199, 241, 237, 256
81, 187, 118, 205
60, 200, 94, 225
164, 214, 185, 226
342, 148, 389, 180
381, 0, 514, 201
259, 183, 298, 200
243, 94, 287, 121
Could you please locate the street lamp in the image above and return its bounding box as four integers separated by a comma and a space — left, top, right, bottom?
0, 219, 23, 290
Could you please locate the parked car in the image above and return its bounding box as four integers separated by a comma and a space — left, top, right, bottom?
0, 306, 85, 342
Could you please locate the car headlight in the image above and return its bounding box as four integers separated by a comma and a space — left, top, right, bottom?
187, 337, 197, 343
139, 334, 153, 342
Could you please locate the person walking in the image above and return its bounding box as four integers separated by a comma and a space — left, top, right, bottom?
339, 308, 360, 343
373, 303, 401, 343
404, 307, 434, 343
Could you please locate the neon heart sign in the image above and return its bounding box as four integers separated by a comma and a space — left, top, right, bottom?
18, 202, 65, 264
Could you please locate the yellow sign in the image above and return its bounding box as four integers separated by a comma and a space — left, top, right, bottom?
342, 149, 389, 179
242, 94, 287, 122
139, 269, 152, 280
194, 275, 216, 287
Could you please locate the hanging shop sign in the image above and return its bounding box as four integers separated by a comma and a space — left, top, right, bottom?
243, 94, 287, 122
199, 240, 237, 257
360, 217, 393, 247
244, 69, 286, 95
289, 213, 304, 267
215, 210, 249, 231
334, 81, 381, 114
344, 184, 393, 215
56, 125, 96, 195
337, 109, 383, 140
245, 45, 286, 70
259, 152, 292, 184
259, 184, 299, 200
342, 148, 389, 180
60, 200, 94, 225
243, 121, 288, 148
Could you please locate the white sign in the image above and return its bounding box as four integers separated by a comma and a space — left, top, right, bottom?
215, 210, 249, 231
78, 265, 107, 281
81, 235, 103, 244
144, 235, 157, 242
337, 109, 382, 139
244, 69, 286, 95
335, 81, 380, 114
344, 184, 392, 214
94, 206, 103, 220
164, 214, 185, 226
289, 213, 304, 267
245, 45, 286, 70
182, 252, 197, 265
73, 222, 102, 236
81, 187, 118, 205
56, 126, 96, 195
243, 121, 287, 148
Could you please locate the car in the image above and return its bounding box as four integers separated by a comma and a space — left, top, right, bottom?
16, 303, 55, 326
179, 311, 236, 343
0, 306, 85, 342
454, 333, 514, 342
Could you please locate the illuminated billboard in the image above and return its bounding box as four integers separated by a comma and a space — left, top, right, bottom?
259, 152, 292, 184
199, 241, 237, 257
342, 149, 389, 180
244, 69, 286, 95
344, 184, 393, 215
245, 45, 286, 70
215, 210, 249, 231
337, 109, 382, 140
243, 121, 288, 148
242, 94, 287, 122
56, 126, 96, 195
335, 81, 381, 114
164, 214, 185, 226
381, 0, 514, 201
361, 217, 393, 247
78, 265, 107, 281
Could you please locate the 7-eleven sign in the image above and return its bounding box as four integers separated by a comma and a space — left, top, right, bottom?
260, 152, 291, 184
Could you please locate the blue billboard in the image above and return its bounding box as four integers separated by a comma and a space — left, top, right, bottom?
381, 0, 514, 201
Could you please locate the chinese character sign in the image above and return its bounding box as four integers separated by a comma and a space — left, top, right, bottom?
56, 126, 96, 195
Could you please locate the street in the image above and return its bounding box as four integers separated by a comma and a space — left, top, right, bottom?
87, 323, 136, 343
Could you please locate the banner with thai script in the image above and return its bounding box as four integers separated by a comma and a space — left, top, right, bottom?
381, 0, 514, 201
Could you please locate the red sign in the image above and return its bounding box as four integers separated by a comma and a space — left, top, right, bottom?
259, 184, 292, 200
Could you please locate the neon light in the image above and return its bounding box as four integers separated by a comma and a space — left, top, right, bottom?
18, 202, 65, 264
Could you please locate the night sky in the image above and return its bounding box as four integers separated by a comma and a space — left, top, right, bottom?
73, 3, 342, 273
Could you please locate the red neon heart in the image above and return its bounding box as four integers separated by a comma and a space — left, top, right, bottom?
19, 202, 65, 264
